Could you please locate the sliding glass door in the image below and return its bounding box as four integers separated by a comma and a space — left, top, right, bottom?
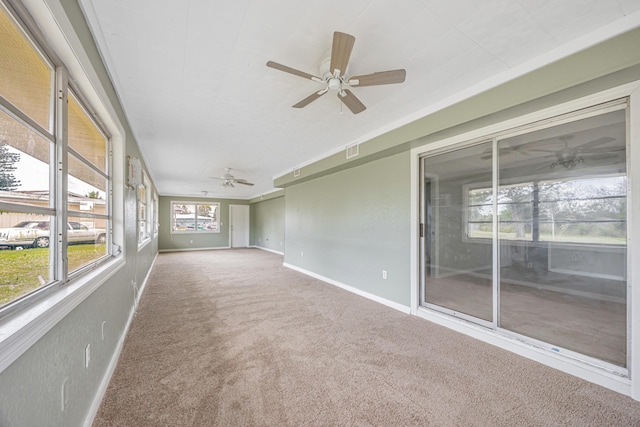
421, 102, 628, 369
421, 142, 494, 324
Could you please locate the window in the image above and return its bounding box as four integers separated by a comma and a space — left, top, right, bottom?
138, 171, 150, 245
152, 192, 158, 237
0, 3, 111, 311
171, 201, 220, 233
467, 175, 626, 245
67, 91, 109, 270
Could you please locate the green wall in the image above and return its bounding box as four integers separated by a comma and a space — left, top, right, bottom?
284, 152, 411, 307
158, 196, 249, 251
250, 196, 285, 253
1, 2, 639, 425
278, 27, 640, 312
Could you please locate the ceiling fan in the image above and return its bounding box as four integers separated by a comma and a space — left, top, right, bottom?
209, 168, 254, 188
266, 31, 406, 114
481, 135, 620, 169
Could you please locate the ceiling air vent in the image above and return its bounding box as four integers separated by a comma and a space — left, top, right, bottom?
293, 168, 300, 177
346, 143, 359, 159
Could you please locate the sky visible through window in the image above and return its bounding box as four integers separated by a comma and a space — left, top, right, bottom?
7, 145, 104, 198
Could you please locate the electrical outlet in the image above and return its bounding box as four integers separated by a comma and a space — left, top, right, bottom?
301, 251, 304, 258
101, 321, 106, 340
85, 344, 91, 368
527, 262, 533, 269
382, 270, 387, 279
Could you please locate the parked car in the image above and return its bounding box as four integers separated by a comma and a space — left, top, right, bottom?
0, 221, 106, 249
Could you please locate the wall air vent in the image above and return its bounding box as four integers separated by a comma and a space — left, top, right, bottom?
346, 143, 359, 159
293, 168, 300, 177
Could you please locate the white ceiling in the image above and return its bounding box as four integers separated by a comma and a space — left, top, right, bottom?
78, 0, 640, 199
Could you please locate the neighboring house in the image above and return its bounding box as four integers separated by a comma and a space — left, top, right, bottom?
0, 190, 106, 229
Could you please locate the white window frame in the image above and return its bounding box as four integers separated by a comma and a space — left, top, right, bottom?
0, 0, 126, 374
152, 191, 158, 237
170, 201, 220, 234
138, 171, 150, 247
0, 1, 113, 315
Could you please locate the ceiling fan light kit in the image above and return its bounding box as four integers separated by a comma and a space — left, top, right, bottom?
267, 31, 406, 114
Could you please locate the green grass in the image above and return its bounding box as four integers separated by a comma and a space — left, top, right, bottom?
0, 244, 107, 306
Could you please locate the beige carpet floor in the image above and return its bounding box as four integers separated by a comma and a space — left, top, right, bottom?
93, 249, 640, 426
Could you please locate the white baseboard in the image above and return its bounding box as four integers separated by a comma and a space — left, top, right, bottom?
84, 252, 158, 427
158, 246, 230, 253
283, 263, 411, 315
250, 245, 284, 255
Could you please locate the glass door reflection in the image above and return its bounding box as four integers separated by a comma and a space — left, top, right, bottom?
497, 109, 628, 367
422, 142, 494, 323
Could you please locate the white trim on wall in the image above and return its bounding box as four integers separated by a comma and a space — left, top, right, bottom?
284, 263, 411, 315
251, 245, 284, 256
158, 246, 230, 253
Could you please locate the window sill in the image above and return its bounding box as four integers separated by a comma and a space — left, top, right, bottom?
0, 255, 125, 374
138, 237, 151, 251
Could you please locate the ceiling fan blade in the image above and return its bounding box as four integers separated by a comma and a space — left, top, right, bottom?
339, 90, 366, 114
581, 146, 626, 154
293, 90, 327, 108
330, 32, 355, 77
580, 136, 616, 149
234, 179, 255, 186
348, 69, 406, 87
266, 61, 322, 81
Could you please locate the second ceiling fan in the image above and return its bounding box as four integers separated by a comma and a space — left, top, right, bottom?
267, 31, 406, 114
